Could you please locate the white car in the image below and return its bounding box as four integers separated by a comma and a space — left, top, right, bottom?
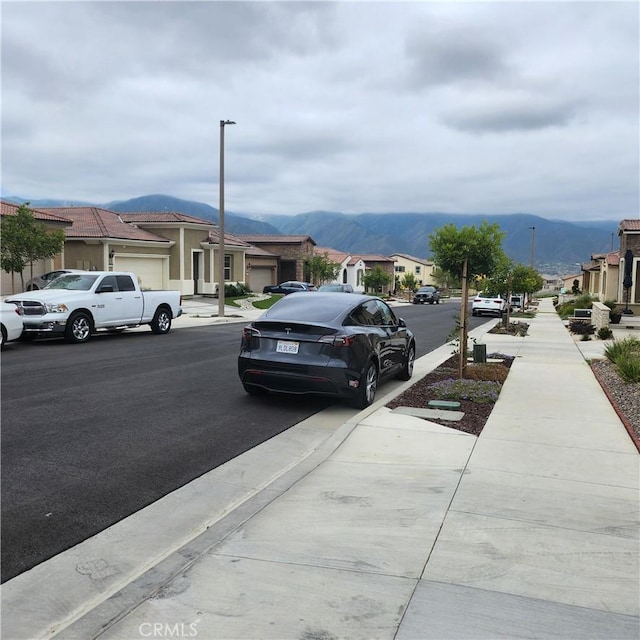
25, 269, 89, 291
1, 301, 24, 349
471, 293, 508, 317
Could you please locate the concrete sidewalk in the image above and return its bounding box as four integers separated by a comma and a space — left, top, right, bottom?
2, 299, 638, 639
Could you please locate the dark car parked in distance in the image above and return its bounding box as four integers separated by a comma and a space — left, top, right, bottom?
413, 286, 440, 304
238, 292, 415, 409
262, 281, 317, 295
317, 283, 354, 293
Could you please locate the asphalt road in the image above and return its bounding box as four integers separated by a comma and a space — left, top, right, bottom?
1, 300, 483, 582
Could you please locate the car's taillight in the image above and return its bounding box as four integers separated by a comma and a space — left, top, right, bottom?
318, 334, 355, 347
242, 326, 261, 340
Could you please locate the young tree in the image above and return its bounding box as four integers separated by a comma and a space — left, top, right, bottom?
305, 253, 340, 285
0, 204, 65, 292
362, 265, 393, 294
401, 272, 418, 296
429, 221, 506, 377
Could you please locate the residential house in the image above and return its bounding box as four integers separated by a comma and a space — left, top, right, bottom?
242, 245, 280, 293
118, 213, 253, 295
236, 235, 316, 286
560, 272, 584, 294
0, 201, 255, 296
618, 219, 640, 313
0, 201, 73, 295
580, 252, 619, 303
389, 253, 436, 288
358, 254, 397, 295
540, 273, 563, 291
314, 247, 366, 292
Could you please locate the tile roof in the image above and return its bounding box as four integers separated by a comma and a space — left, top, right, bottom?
245, 245, 278, 257
237, 234, 316, 246
1, 200, 72, 224
619, 219, 640, 231
314, 246, 351, 263
119, 211, 212, 225
205, 229, 254, 248
607, 252, 620, 266
40, 207, 170, 242
359, 254, 396, 263
389, 253, 433, 265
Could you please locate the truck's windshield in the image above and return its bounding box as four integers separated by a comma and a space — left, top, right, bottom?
44, 274, 100, 290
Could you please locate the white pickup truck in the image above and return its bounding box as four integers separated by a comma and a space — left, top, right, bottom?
6, 271, 182, 344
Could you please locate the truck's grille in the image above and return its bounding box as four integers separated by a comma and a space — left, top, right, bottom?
14, 301, 46, 316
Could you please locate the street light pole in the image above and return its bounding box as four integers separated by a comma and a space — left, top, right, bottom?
528, 226, 536, 269
218, 119, 236, 318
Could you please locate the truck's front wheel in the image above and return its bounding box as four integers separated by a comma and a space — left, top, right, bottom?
65, 311, 92, 343
151, 307, 172, 334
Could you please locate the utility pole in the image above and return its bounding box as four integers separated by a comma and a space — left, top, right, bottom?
218, 119, 236, 318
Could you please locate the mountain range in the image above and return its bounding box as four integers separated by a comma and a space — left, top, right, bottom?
5, 193, 625, 275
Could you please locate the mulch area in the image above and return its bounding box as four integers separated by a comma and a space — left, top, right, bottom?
386, 355, 513, 436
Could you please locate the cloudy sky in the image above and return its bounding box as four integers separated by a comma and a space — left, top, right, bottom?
2, 1, 638, 222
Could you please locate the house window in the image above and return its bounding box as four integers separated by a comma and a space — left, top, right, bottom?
224, 255, 232, 281
415, 266, 421, 274
395, 266, 406, 273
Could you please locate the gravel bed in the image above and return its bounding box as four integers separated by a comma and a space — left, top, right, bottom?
591, 359, 640, 448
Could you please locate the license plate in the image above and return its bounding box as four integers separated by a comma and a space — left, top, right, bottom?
276, 340, 299, 354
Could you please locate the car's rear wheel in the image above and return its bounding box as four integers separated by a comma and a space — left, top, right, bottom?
151, 307, 172, 334
65, 311, 92, 343
353, 361, 378, 410
397, 343, 415, 381
0, 325, 6, 350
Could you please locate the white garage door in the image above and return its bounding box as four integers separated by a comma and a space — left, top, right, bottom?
114, 257, 166, 290
250, 267, 273, 293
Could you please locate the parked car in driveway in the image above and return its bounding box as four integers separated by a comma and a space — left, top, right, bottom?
262, 281, 317, 295
471, 292, 508, 316
413, 286, 440, 304
0, 301, 24, 349
317, 283, 354, 293
238, 292, 416, 409
25, 269, 89, 291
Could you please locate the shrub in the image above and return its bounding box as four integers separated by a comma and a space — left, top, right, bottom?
465, 363, 509, 383
428, 378, 502, 403
604, 336, 640, 364
557, 294, 596, 319
568, 319, 595, 335
224, 282, 251, 297
597, 327, 614, 340
615, 352, 640, 384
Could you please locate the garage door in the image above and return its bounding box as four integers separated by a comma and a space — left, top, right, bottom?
114, 257, 166, 290
249, 267, 273, 293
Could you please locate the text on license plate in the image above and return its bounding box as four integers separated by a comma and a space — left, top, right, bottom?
276, 340, 299, 354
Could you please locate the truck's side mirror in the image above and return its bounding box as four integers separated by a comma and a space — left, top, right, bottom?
97, 285, 115, 293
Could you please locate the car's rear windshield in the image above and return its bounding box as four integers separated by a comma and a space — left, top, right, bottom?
263, 293, 358, 323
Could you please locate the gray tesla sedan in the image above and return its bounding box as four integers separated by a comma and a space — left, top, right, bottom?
238, 292, 415, 409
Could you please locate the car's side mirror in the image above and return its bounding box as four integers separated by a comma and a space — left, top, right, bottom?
97, 285, 115, 293
398, 318, 407, 327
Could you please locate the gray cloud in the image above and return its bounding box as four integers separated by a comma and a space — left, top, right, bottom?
1, 1, 638, 220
